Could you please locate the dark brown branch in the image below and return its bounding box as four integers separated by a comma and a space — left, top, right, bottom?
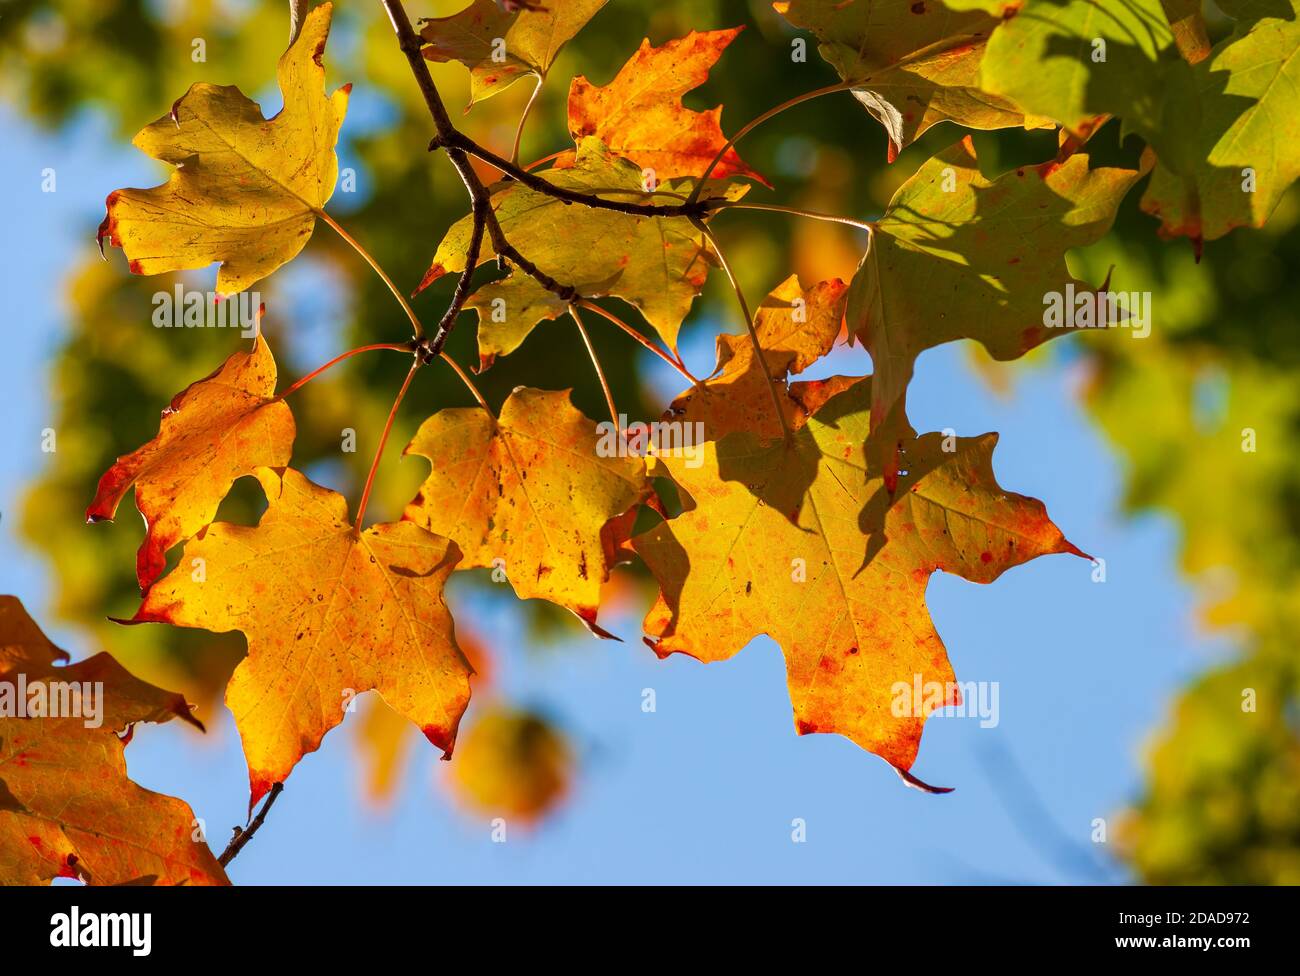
380, 0, 735, 312
425, 201, 487, 358
437, 130, 729, 219
218, 782, 284, 868
381, 0, 581, 308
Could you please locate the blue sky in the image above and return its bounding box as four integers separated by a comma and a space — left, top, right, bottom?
0, 102, 1228, 884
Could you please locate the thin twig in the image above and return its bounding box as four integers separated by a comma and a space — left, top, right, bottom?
278, 343, 413, 399
569, 304, 619, 429
218, 783, 284, 867
577, 300, 696, 383
354, 360, 419, 531
381, 0, 578, 307
691, 218, 791, 441
318, 209, 426, 339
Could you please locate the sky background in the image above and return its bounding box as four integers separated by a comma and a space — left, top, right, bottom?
0, 99, 1232, 885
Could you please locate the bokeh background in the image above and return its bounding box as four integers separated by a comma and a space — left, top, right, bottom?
1, 0, 1297, 884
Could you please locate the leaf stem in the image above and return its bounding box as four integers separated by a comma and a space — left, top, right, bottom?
318, 209, 426, 339
523, 150, 566, 171
278, 343, 412, 399
577, 300, 696, 383
354, 360, 419, 532
569, 304, 619, 430
218, 783, 284, 868
436, 350, 491, 411
691, 218, 791, 442
511, 74, 544, 166
715, 201, 876, 232
687, 80, 859, 204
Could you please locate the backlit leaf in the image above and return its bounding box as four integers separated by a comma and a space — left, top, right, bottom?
775, 0, 1048, 159
420, 0, 608, 107
847, 138, 1138, 480
127, 468, 472, 806
669, 274, 848, 441
0, 596, 227, 886
86, 333, 295, 591
96, 3, 349, 295
419, 138, 747, 351
635, 380, 1082, 782
565, 28, 766, 184
404, 387, 648, 636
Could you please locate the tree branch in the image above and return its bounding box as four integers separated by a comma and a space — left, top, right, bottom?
380, 0, 582, 307
439, 129, 729, 219
218, 783, 284, 868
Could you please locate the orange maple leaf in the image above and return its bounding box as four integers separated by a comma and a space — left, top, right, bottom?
565, 28, 768, 184
636, 380, 1084, 788
0, 596, 227, 886
87, 332, 295, 590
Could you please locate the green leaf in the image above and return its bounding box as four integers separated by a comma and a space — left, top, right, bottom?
776, 0, 1047, 158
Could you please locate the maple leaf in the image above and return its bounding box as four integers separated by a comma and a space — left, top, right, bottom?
96, 3, 349, 295
980, 1, 1167, 130
1137, 0, 1300, 246
86, 332, 295, 591
403, 388, 649, 637
419, 0, 608, 107
973, 0, 1187, 143
669, 274, 848, 442
420, 138, 748, 351
126, 468, 472, 806
774, 0, 1049, 160
0, 596, 227, 886
564, 28, 767, 184
846, 137, 1138, 484
466, 270, 611, 372
635, 380, 1083, 785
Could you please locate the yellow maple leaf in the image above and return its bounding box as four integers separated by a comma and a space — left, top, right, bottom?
97, 3, 349, 295
404, 387, 648, 637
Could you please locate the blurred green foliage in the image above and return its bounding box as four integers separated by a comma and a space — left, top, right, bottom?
4, 0, 1299, 880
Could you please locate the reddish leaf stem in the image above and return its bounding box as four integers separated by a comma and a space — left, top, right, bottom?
354, 360, 419, 532
318, 208, 426, 339
278, 343, 412, 399
577, 300, 696, 383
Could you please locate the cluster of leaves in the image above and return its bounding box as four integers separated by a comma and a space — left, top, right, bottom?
6, 0, 1300, 882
